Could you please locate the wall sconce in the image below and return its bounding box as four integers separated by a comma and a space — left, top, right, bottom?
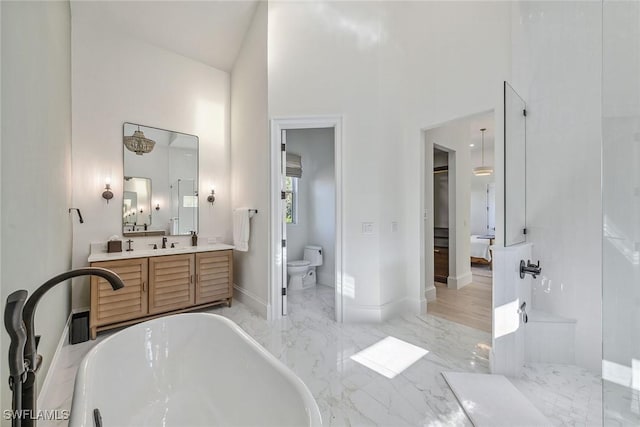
155, 201, 160, 211
102, 179, 113, 204
207, 189, 216, 205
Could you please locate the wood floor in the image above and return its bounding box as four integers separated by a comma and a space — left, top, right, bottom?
427, 276, 492, 333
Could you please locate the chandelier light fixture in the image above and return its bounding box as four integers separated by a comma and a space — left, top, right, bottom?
473, 128, 493, 176
123, 125, 156, 155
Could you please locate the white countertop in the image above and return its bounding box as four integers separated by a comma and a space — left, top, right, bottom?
89, 243, 235, 263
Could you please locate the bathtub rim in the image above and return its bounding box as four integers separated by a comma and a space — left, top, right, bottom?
70, 312, 322, 427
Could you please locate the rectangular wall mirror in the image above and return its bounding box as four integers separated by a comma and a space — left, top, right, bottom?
123, 122, 199, 236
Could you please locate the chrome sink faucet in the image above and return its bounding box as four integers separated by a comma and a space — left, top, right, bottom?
4, 268, 124, 427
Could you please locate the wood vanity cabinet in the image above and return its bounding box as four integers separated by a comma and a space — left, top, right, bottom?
90, 249, 233, 339
90, 258, 149, 338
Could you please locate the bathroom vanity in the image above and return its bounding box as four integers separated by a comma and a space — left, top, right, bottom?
88, 244, 233, 339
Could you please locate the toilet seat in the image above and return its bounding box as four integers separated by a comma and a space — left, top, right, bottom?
287, 260, 311, 267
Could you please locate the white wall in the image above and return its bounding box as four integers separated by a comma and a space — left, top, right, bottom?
70, 1, 232, 308
511, 1, 602, 373
286, 128, 336, 287
470, 176, 494, 236
230, 2, 268, 315
1, 0, 72, 413
268, 1, 511, 320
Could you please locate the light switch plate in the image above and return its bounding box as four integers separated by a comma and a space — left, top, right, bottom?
362, 222, 374, 235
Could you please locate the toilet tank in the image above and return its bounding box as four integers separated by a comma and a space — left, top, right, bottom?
303, 245, 323, 266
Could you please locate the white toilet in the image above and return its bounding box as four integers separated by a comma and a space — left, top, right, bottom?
287, 245, 323, 291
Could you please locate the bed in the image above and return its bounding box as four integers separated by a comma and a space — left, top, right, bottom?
470, 235, 493, 268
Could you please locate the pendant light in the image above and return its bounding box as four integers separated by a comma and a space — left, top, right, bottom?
473, 128, 493, 176
124, 125, 156, 155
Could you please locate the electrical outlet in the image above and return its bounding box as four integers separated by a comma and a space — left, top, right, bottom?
362, 222, 374, 235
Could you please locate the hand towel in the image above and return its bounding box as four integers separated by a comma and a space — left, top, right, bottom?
233, 208, 251, 252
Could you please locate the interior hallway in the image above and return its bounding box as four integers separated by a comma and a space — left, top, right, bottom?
427, 266, 493, 333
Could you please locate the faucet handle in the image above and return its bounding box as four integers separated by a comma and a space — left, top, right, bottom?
4, 290, 28, 382
170, 242, 178, 248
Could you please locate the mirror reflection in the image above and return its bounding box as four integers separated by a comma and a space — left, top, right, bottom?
123, 177, 151, 228
123, 123, 198, 236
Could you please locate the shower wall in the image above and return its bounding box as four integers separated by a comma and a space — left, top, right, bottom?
510, 1, 603, 373
602, 1, 640, 423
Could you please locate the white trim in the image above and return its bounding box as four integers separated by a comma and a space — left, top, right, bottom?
447, 272, 473, 290
425, 286, 437, 302
37, 312, 71, 408
317, 271, 335, 288
233, 284, 268, 317
407, 296, 428, 314
381, 298, 410, 320
343, 298, 410, 323
270, 116, 344, 322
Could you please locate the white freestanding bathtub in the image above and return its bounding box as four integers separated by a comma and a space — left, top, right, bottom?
69, 313, 322, 427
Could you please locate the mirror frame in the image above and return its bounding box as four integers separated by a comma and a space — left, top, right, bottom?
122, 122, 200, 236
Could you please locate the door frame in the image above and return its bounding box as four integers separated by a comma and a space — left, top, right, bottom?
420, 109, 496, 302
431, 143, 458, 289
269, 116, 344, 322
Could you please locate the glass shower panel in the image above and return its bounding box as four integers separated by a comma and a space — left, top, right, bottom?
603, 1, 640, 424
170, 179, 198, 235
504, 81, 527, 246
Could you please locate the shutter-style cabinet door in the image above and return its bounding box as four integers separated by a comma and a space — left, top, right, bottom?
91, 258, 149, 332
148, 254, 195, 314
195, 250, 233, 305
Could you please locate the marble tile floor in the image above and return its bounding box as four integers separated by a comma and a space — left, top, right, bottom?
39, 284, 602, 427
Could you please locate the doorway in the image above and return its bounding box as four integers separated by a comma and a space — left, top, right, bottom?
423, 111, 495, 333
269, 117, 343, 322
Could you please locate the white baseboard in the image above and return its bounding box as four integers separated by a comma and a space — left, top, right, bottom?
343, 298, 409, 322
407, 296, 427, 314
38, 312, 71, 408
380, 298, 409, 321
233, 284, 268, 318
425, 285, 437, 302
447, 272, 473, 290
317, 271, 335, 287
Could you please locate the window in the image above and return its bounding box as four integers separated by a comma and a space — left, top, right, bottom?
285, 176, 298, 224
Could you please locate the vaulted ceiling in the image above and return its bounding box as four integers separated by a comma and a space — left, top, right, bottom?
72, 0, 259, 71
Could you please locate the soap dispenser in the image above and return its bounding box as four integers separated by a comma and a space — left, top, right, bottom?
191, 231, 198, 247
